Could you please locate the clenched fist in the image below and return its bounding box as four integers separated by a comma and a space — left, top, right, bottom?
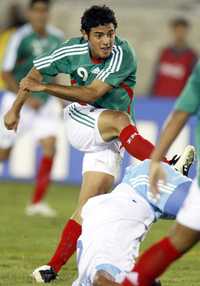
4, 109, 20, 131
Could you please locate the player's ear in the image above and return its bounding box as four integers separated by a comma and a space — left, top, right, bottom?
81, 29, 89, 41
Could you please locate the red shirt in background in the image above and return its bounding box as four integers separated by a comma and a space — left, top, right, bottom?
152, 46, 198, 98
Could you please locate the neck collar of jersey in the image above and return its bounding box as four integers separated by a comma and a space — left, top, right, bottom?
91, 57, 104, 64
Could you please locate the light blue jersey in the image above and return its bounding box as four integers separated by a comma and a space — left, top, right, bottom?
122, 160, 192, 219
74, 160, 192, 286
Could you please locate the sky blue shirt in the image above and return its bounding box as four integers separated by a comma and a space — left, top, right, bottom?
122, 160, 192, 219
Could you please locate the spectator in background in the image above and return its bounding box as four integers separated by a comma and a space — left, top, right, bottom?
0, 4, 26, 92
150, 17, 198, 98
0, 0, 64, 217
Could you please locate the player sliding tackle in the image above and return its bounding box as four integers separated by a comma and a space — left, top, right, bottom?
33, 154, 195, 285
118, 60, 200, 286
4, 5, 194, 282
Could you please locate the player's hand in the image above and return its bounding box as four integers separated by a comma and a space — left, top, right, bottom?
4, 109, 20, 131
149, 161, 166, 197
20, 78, 45, 92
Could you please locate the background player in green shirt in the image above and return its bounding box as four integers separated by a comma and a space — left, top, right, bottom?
0, 0, 64, 217
120, 61, 200, 286
4, 5, 192, 283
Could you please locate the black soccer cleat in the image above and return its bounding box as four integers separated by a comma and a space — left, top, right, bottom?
169, 154, 180, 166
32, 265, 57, 283
152, 279, 162, 286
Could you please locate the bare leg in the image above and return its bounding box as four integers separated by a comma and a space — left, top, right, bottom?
0, 147, 12, 161
40, 136, 56, 158
97, 110, 163, 162
98, 110, 131, 141
169, 222, 200, 253
72, 171, 114, 224
46, 171, 114, 273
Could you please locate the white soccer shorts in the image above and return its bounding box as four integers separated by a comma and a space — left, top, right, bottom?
0, 91, 60, 149
73, 183, 155, 285
64, 102, 124, 178
177, 177, 200, 231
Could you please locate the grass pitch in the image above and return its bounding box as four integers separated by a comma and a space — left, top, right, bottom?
0, 182, 199, 286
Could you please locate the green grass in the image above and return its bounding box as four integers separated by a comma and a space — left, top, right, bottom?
0, 182, 200, 286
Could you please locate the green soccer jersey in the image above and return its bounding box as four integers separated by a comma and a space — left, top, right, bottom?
33, 36, 137, 120
175, 60, 200, 186
3, 23, 64, 103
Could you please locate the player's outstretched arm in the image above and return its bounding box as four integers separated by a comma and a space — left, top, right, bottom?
4, 68, 43, 130
20, 77, 113, 104
3, 89, 29, 131
151, 110, 190, 161
150, 110, 190, 195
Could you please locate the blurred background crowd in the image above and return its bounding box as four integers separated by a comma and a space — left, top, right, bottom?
0, 0, 200, 96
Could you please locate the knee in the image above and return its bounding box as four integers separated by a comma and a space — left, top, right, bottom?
41, 136, 56, 157
111, 111, 131, 134
98, 110, 132, 141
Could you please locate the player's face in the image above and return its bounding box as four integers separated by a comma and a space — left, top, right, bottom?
173, 25, 189, 44
84, 23, 116, 59
28, 2, 49, 32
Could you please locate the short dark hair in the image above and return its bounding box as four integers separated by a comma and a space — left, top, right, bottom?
29, 0, 51, 8
81, 5, 118, 33
170, 17, 190, 28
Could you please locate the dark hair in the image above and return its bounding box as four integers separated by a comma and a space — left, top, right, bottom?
29, 0, 51, 8
7, 4, 27, 28
170, 17, 190, 28
81, 5, 118, 33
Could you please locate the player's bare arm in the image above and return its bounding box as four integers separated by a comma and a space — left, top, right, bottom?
150, 110, 190, 195
151, 110, 190, 162
4, 68, 43, 130
20, 75, 113, 103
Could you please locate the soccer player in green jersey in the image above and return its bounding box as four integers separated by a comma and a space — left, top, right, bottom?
4, 5, 192, 283
0, 0, 64, 216
119, 61, 200, 286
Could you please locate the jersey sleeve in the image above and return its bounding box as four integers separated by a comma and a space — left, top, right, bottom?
33, 41, 73, 76
162, 181, 191, 219
174, 60, 200, 114
95, 41, 137, 87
